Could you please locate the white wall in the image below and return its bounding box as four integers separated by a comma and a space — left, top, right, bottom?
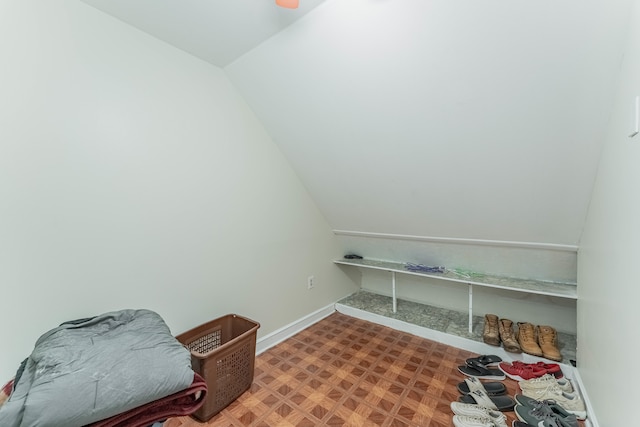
226, 0, 630, 247
0, 0, 356, 382
577, 1, 640, 425
224, 0, 633, 349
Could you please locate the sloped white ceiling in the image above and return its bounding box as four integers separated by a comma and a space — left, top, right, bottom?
226, 0, 633, 246
82, 0, 633, 247
81, 0, 327, 67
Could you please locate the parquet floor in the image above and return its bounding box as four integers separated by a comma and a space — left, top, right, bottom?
164, 312, 526, 426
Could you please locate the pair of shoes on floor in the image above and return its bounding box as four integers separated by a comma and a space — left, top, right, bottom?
498, 361, 562, 381
514, 398, 580, 425
458, 354, 508, 382
458, 356, 506, 381
457, 389, 516, 412
518, 374, 573, 394
483, 314, 521, 353
518, 386, 586, 420
517, 322, 563, 361
456, 376, 515, 410
451, 402, 508, 427
457, 375, 507, 396
466, 354, 503, 367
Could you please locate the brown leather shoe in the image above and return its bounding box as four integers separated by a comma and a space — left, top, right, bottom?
483, 314, 500, 346
498, 318, 522, 353
517, 322, 543, 356
537, 325, 562, 361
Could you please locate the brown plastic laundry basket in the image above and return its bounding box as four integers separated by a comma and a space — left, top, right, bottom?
176, 314, 260, 422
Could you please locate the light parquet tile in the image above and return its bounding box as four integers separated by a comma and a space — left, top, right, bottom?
167, 312, 580, 427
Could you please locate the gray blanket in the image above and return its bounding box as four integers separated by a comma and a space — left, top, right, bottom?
0, 309, 194, 427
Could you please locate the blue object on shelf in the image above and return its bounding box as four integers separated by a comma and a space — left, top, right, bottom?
404, 263, 445, 273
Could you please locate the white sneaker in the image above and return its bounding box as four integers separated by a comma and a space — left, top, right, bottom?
452, 415, 500, 427
521, 385, 586, 420
450, 402, 507, 427
518, 374, 573, 393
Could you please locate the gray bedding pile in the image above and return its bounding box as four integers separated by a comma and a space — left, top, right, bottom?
0, 309, 194, 427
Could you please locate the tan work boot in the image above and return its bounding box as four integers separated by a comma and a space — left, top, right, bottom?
483, 314, 500, 346
537, 325, 562, 362
498, 318, 522, 353
517, 322, 543, 356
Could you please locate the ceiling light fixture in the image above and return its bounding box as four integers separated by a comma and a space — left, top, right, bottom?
276, 0, 299, 9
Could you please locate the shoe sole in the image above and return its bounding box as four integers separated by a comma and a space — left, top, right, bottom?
483, 337, 500, 346
542, 352, 563, 362
458, 366, 506, 381
568, 409, 587, 420
502, 344, 522, 353
520, 349, 544, 357
517, 406, 586, 423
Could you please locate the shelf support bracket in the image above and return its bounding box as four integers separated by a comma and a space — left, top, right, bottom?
468, 283, 473, 333
392, 271, 397, 313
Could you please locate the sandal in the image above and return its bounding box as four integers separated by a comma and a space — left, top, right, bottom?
458, 389, 515, 412
465, 355, 502, 367
458, 360, 506, 381
456, 376, 507, 396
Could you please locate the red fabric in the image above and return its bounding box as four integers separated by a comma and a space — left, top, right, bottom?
1, 379, 13, 396
0, 378, 13, 407
87, 373, 207, 427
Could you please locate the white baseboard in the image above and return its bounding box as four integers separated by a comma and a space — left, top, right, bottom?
256, 303, 336, 355
571, 368, 598, 427
336, 303, 495, 354
335, 303, 573, 365
334, 304, 578, 378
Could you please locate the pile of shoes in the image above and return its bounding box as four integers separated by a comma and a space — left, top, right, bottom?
515, 374, 586, 422
451, 354, 587, 426
452, 355, 515, 426
483, 314, 563, 361
513, 396, 580, 427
